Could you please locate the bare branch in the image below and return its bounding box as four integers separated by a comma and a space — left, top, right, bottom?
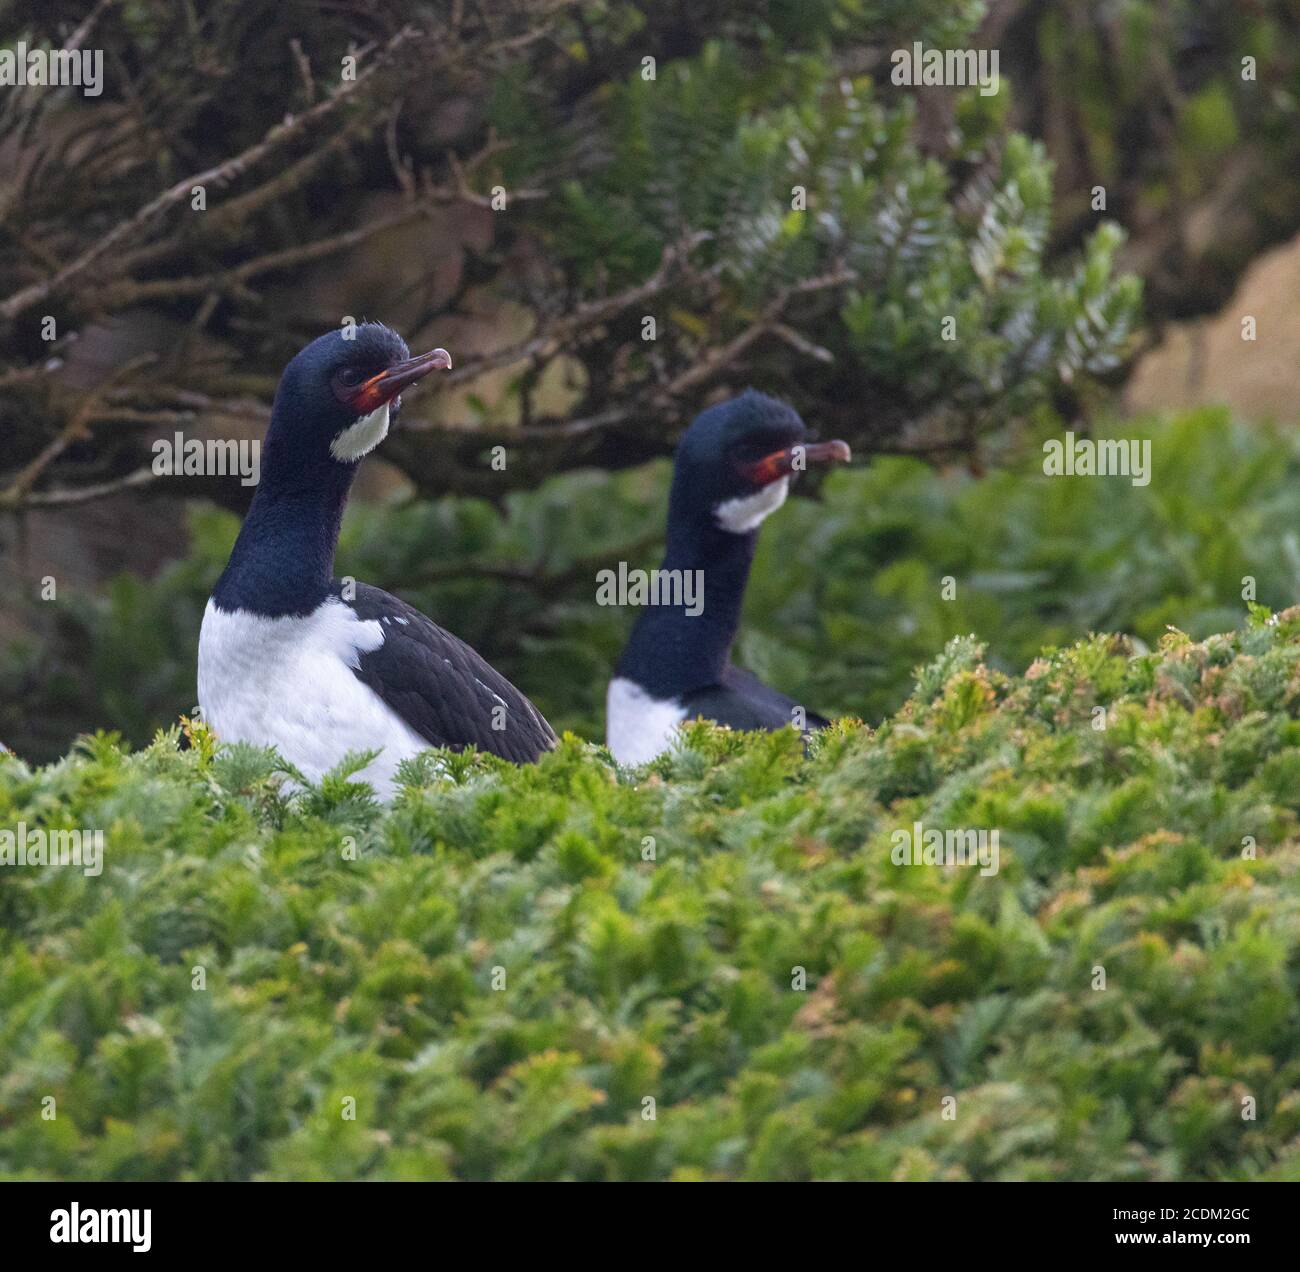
0, 25, 421, 324
8, 465, 160, 508
0, 354, 157, 505
445, 233, 712, 387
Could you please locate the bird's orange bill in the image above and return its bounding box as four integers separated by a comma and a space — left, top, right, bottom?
351, 347, 453, 412
742, 439, 851, 486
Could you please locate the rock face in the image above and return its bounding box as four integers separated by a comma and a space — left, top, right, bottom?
1125, 231, 1300, 423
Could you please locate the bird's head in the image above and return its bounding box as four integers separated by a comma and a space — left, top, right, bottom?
670, 391, 851, 535
269, 322, 452, 465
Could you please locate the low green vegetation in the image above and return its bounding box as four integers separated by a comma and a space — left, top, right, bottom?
3, 607, 1299, 1180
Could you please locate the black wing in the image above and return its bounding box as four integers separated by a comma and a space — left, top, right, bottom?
681, 664, 829, 733
342, 582, 557, 763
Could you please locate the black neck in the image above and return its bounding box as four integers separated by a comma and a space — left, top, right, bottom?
615, 518, 757, 697
211, 433, 357, 616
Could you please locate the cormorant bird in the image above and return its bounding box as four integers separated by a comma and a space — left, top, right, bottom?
606, 391, 849, 764
198, 323, 556, 798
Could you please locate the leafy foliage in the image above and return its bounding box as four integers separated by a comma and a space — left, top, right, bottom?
3, 613, 1300, 1180
501, 27, 1139, 457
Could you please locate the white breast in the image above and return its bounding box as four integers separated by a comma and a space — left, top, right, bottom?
605, 676, 688, 765
197, 597, 430, 799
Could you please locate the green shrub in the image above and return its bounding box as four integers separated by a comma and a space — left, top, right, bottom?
3, 612, 1299, 1180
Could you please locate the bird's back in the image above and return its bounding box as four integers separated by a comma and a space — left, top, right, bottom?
343, 582, 557, 763
682, 664, 828, 734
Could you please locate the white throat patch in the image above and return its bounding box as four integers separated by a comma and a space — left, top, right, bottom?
714, 476, 789, 533
330, 402, 390, 463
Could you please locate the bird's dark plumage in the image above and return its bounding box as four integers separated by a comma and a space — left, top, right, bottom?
682, 666, 830, 735
344, 581, 556, 762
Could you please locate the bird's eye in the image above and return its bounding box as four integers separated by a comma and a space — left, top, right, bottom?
337, 367, 365, 388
